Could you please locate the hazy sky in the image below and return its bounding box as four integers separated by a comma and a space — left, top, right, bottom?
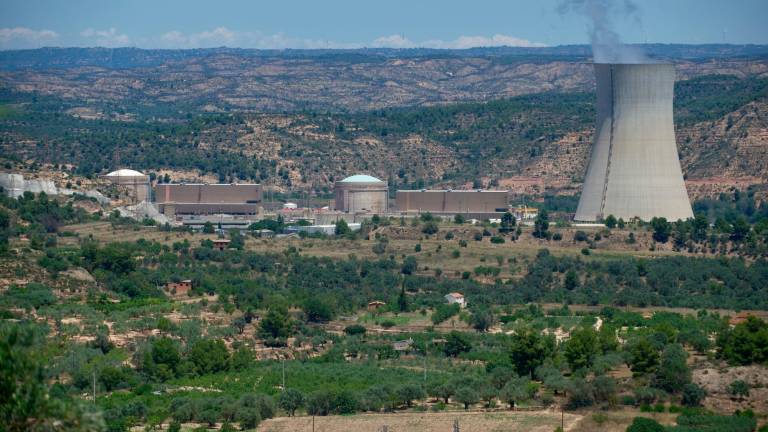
1, 0, 766, 50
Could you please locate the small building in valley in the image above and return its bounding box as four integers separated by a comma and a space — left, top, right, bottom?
393, 338, 414, 352
212, 239, 231, 251
367, 300, 387, 312
166, 280, 192, 296
444, 292, 466, 308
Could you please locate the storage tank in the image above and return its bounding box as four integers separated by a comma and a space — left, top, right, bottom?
334, 174, 387, 214
575, 63, 693, 222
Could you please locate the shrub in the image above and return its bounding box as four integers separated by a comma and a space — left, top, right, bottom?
681, 383, 706, 407
626, 417, 665, 432
431, 304, 460, 325
344, 324, 367, 336
490, 236, 505, 244
380, 320, 396, 328
566, 378, 595, 409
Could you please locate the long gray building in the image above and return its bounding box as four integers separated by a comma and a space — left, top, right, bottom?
154, 183, 262, 217
575, 63, 693, 222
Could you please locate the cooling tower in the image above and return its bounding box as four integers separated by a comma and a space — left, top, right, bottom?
575, 63, 693, 222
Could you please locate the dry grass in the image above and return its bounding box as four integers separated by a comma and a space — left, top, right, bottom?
258, 410, 583, 432
568, 409, 678, 432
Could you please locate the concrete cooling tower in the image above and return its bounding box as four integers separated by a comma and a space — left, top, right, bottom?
575, 63, 693, 222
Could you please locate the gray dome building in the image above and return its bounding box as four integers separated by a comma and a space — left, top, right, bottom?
334, 174, 387, 214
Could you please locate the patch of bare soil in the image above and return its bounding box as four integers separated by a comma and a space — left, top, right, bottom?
258, 410, 582, 432
693, 364, 768, 414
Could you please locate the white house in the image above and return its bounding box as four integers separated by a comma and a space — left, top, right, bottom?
444, 292, 466, 308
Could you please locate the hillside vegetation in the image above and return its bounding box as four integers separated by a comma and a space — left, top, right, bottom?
2, 75, 767, 192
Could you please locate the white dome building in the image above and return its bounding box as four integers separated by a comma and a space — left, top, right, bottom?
334, 174, 388, 214
103, 168, 149, 202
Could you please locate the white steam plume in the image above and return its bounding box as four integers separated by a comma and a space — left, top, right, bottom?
558, 0, 649, 64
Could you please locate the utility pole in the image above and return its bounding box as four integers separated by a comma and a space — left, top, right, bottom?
561, 407, 564, 430
92, 370, 97, 403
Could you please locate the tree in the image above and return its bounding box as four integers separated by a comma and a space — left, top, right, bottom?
730, 217, 750, 242
604, 214, 617, 229
500, 212, 516, 233
401, 256, 417, 275
717, 316, 768, 365
258, 305, 293, 339
564, 269, 579, 291
626, 417, 665, 432
422, 221, 439, 235
236, 409, 261, 430
681, 383, 706, 407
533, 209, 549, 239
202, 221, 215, 234
564, 327, 599, 371
279, 389, 304, 416
454, 214, 465, 224
188, 339, 229, 375
509, 327, 553, 376
479, 383, 498, 408
306, 391, 332, 416
653, 343, 690, 393
650, 217, 671, 243
232, 316, 247, 334
444, 331, 472, 357
470, 308, 495, 332
303, 297, 334, 323
396, 385, 425, 408
592, 375, 617, 403
691, 213, 709, 242
500, 376, 531, 409
145, 337, 181, 381
454, 387, 479, 410
397, 284, 408, 312
629, 338, 660, 376
728, 380, 750, 400
427, 381, 456, 404
566, 378, 595, 409
1, 326, 105, 432
334, 219, 351, 236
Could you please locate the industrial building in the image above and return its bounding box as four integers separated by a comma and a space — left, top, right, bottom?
396, 189, 508, 216
334, 174, 388, 214
154, 183, 262, 217
575, 63, 693, 222
103, 169, 150, 202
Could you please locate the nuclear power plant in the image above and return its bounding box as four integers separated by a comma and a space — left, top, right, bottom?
575, 63, 694, 222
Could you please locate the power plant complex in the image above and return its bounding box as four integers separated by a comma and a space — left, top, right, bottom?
67, 64, 696, 228
575, 63, 693, 222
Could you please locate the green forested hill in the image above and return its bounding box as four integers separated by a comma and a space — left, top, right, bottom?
1, 75, 767, 190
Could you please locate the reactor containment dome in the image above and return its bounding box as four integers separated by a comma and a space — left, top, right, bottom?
575, 63, 693, 222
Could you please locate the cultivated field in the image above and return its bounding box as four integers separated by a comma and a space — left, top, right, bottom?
257, 410, 583, 432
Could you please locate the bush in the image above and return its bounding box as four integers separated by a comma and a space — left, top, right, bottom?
431, 303, 460, 325
344, 324, 367, 336
566, 378, 595, 409
681, 383, 706, 407
626, 417, 665, 432
490, 236, 505, 244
